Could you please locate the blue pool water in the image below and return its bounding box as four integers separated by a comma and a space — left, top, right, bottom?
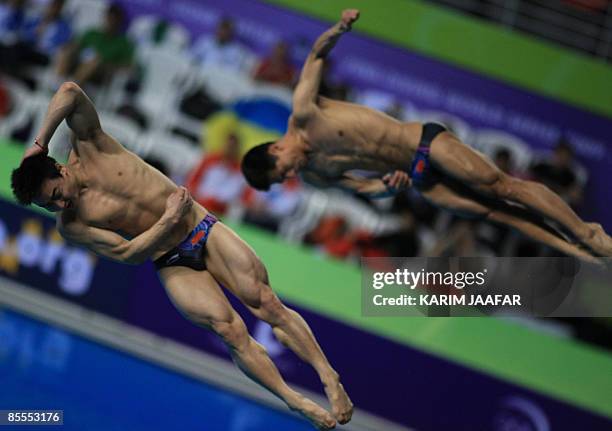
0, 308, 314, 431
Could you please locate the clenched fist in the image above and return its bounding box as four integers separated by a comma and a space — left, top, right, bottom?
382, 170, 411, 191
340, 9, 360, 31
165, 186, 193, 223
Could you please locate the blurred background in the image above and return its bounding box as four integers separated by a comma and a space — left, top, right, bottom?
0, 0, 611, 430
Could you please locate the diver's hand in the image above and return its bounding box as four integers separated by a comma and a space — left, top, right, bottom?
164, 187, 193, 224
383, 170, 411, 191
340, 9, 360, 31
22, 138, 48, 161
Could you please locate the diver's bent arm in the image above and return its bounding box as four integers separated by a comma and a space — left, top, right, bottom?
60, 187, 193, 264
59, 214, 180, 265
35, 82, 101, 149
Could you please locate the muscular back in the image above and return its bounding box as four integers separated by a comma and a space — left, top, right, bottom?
297, 97, 422, 178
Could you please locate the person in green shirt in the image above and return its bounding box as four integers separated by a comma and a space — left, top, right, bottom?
55, 3, 134, 86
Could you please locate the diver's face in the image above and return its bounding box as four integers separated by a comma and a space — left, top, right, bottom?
33, 167, 77, 212
269, 142, 298, 183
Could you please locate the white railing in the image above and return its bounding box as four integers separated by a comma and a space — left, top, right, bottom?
430, 0, 612, 60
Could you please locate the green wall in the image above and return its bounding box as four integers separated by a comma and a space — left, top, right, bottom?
264, 0, 612, 119
1, 139, 611, 418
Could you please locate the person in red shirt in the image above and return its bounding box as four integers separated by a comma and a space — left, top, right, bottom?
185, 134, 246, 215
253, 41, 296, 87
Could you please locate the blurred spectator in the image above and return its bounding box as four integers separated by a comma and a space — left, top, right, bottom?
0, 0, 71, 85
242, 177, 302, 232
128, 16, 188, 48
0, 0, 24, 75
0, 0, 25, 42
305, 216, 356, 259
530, 138, 583, 206
55, 3, 133, 86
21, 0, 71, 58
191, 17, 252, 73
372, 229, 419, 257
353, 231, 391, 258
310, 223, 397, 260
253, 41, 296, 87
185, 134, 246, 216
178, 85, 222, 121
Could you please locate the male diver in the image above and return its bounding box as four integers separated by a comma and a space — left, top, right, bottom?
11, 82, 352, 430
242, 9, 612, 262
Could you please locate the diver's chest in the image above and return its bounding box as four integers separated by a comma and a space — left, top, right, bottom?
77, 191, 131, 230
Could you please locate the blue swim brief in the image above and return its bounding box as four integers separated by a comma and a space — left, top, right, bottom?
410, 122, 447, 190
153, 213, 217, 271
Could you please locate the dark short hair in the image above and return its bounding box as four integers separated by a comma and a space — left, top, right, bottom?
241, 142, 277, 191
11, 154, 61, 206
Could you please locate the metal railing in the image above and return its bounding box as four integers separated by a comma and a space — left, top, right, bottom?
429, 0, 612, 61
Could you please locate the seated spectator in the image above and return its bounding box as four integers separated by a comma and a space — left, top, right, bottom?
128, 16, 187, 48
20, 0, 71, 60
185, 134, 246, 215
1, 0, 71, 86
530, 138, 583, 206
253, 41, 295, 87
304, 216, 357, 259
0, 0, 26, 76
191, 17, 252, 73
55, 3, 133, 86
242, 177, 302, 232
0, 0, 25, 43
353, 230, 391, 258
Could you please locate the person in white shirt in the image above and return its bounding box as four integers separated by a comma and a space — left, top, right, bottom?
191, 17, 252, 73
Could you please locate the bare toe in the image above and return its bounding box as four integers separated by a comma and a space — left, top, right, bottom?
325, 381, 354, 424
292, 395, 336, 430
586, 223, 612, 256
